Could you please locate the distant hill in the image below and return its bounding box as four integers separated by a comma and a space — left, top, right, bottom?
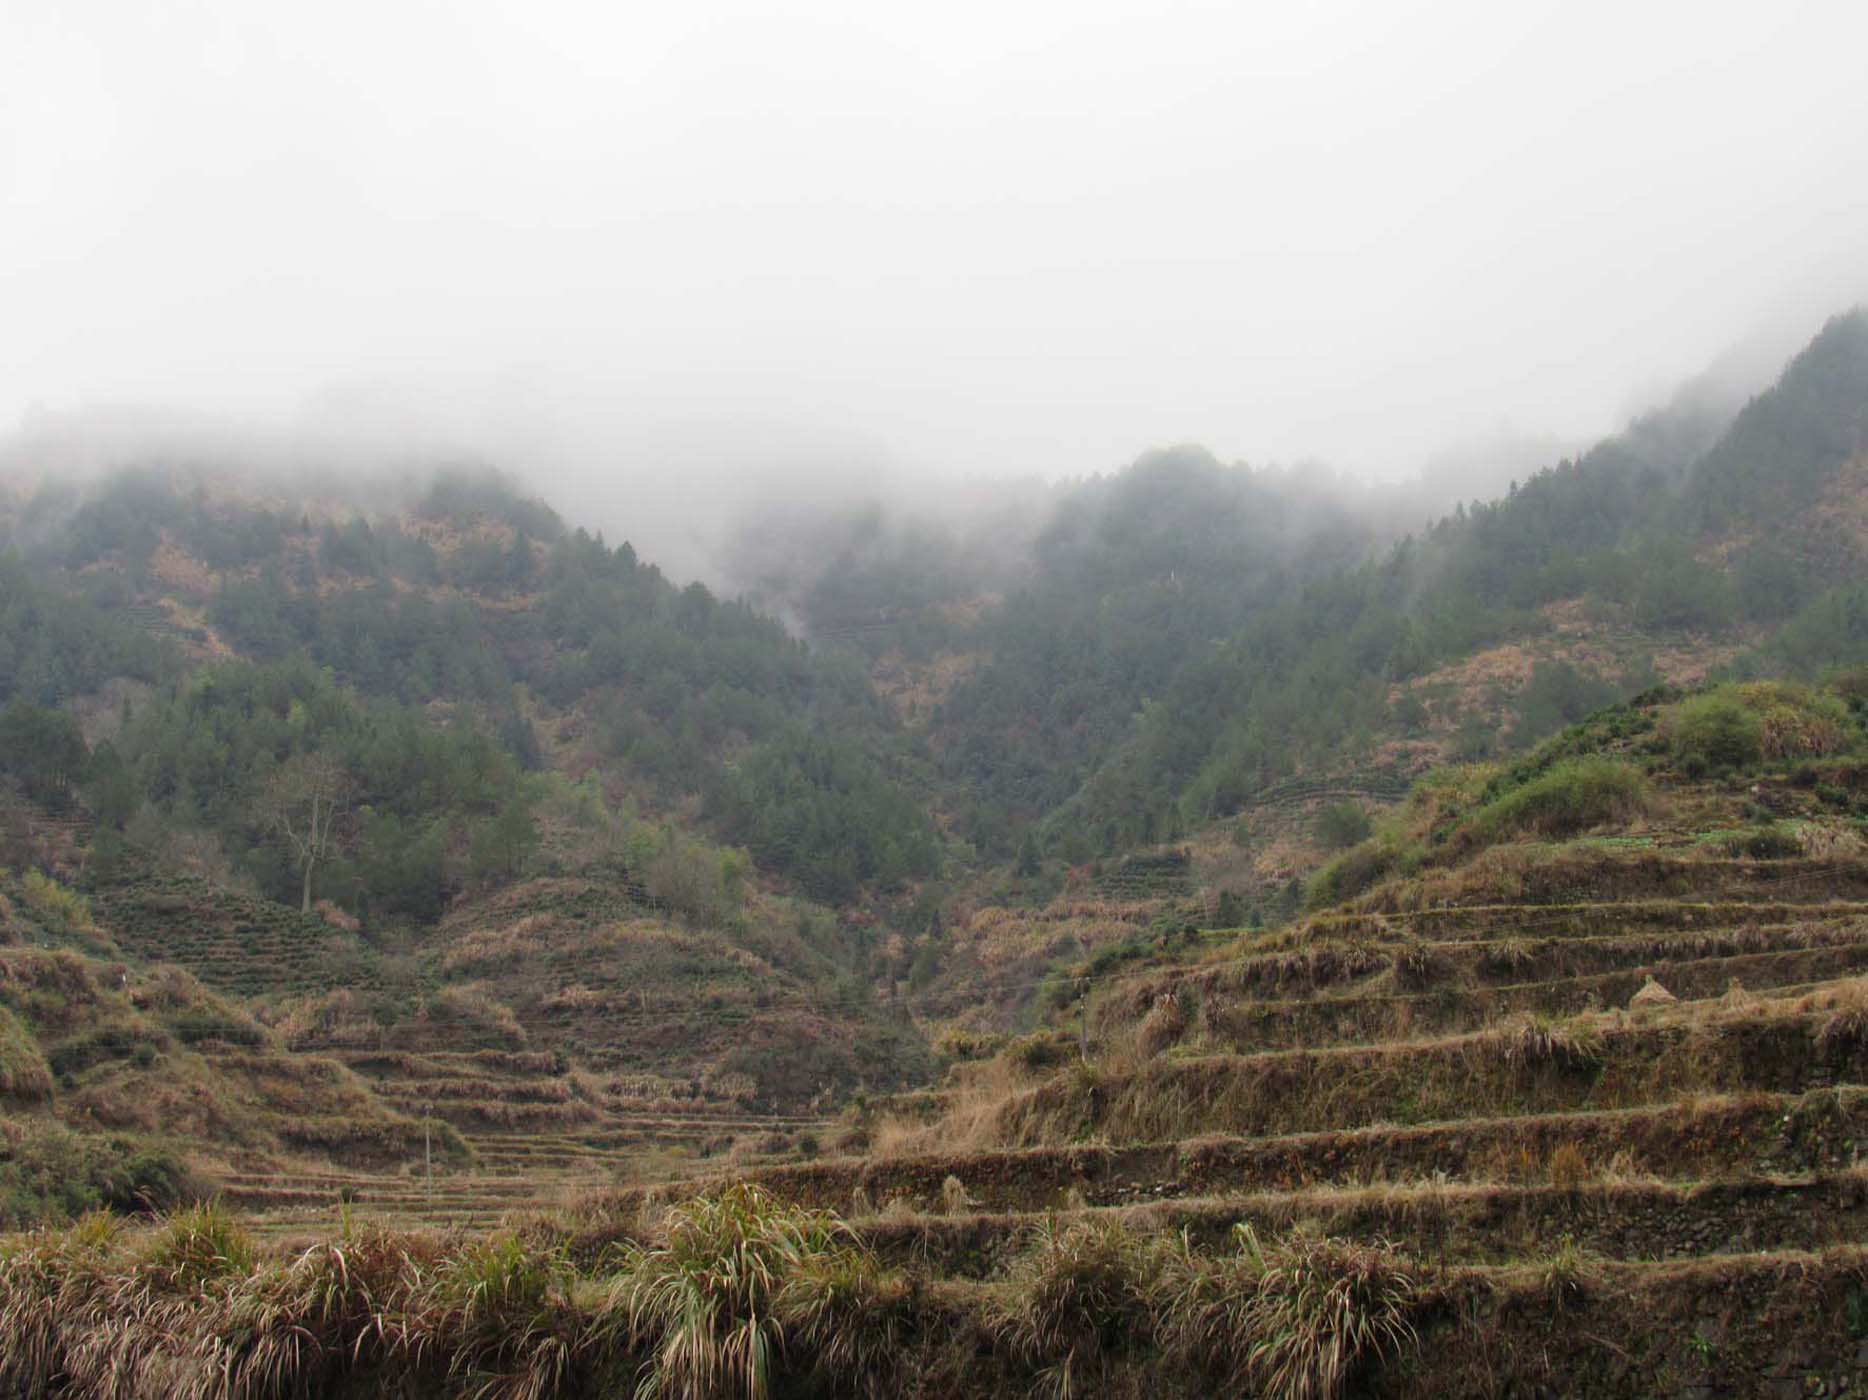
753, 310, 1868, 867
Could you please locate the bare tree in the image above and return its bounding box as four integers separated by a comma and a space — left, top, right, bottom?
262, 752, 353, 913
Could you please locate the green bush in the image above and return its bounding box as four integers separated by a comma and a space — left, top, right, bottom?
0, 1007, 53, 1104
1669, 692, 1763, 773
1723, 825, 1804, 859
1305, 841, 1402, 911
18, 871, 95, 938
1313, 801, 1372, 851
0, 1131, 198, 1228
1466, 757, 1650, 842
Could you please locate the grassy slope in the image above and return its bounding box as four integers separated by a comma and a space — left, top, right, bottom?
0, 869, 459, 1228
495, 674, 1868, 1395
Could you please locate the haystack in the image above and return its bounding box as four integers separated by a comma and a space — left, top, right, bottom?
1630, 976, 1676, 1009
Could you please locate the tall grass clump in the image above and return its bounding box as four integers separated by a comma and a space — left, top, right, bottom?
1464, 757, 1650, 843
0, 1211, 588, 1399
770, 1229, 907, 1399
138, 1199, 256, 1286
221, 1222, 443, 1395
1154, 1227, 1265, 1391
0, 1211, 122, 1395
993, 1216, 1160, 1399
1159, 1225, 1419, 1400
1815, 980, 1868, 1058
1532, 1235, 1603, 1311
418, 1232, 580, 1398
602, 1182, 889, 1400
1242, 1228, 1419, 1400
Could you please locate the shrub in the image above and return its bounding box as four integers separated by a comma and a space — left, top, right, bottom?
1305, 841, 1402, 911
0, 1131, 198, 1227
1829, 665, 1868, 709
1314, 802, 1372, 851
1758, 700, 1848, 760
1465, 758, 1650, 842
1723, 825, 1803, 859
0, 1006, 53, 1104
1669, 692, 1763, 773
18, 871, 95, 938
95, 1148, 199, 1215
1008, 1033, 1075, 1075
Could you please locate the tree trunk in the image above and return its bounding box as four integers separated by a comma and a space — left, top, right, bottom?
301, 858, 315, 914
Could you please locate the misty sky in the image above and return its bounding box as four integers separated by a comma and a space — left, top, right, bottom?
6, 0, 1868, 523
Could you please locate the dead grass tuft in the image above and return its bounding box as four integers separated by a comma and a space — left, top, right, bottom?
1814, 980, 1868, 1057
1136, 994, 1186, 1058
1477, 1014, 1605, 1075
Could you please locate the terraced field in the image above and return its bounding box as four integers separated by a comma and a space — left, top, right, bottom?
91, 870, 369, 997
231, 1040, 834, 1241
587, 848, 1868, 1394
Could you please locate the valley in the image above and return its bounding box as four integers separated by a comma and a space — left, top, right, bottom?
3, 311, 1868, 1393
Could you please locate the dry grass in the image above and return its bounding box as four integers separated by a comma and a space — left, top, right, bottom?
1545, 1142, 1592, 1191
1531, 1235, 1605, 1311
1240, 1227, 1418, 1400
602, 1182, 898, 1400
1798, 823, 1868, 861
1135, 994, 1186, 1058
311, 899, 360, 933
871, 1056, 1037, 1159
942, 1175, 976, 1216
992, 1216, 1159, 1399
1811, 978, 1868, 1056
1473, 1014, 1605, 1075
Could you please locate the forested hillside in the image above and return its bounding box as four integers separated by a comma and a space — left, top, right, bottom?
746, 310, 1868, 865
1, 307, 1866, 1243
0, 468, 938, 905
